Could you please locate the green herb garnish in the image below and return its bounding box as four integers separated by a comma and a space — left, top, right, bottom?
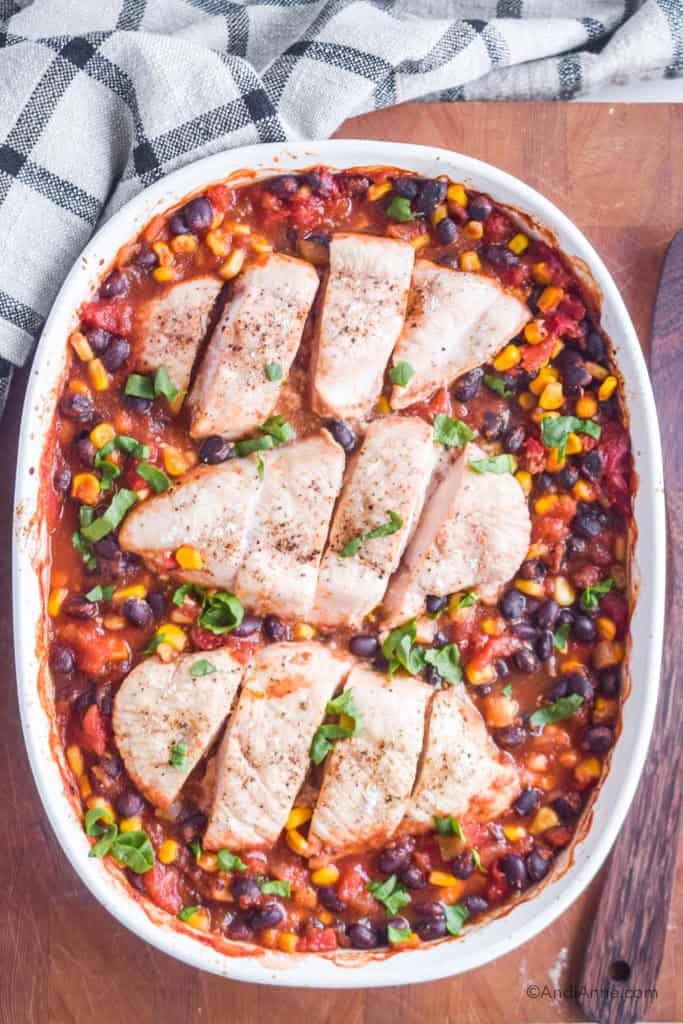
217, 850, 247, 873
259, 879, 291, 898
80, 489, 138, 542
178, 906, 201, 923
172, 583, 206, 607
529, 694, 584, 728
434, 815, 464, 839
198, 591, 244, 635
84, 811, 154, 873
154, 366, 181, 404
137, 461, 171, 493
84, 584, 114, 602
580, 578, 614, 611
387, 924, 413, 944
484, 373, 513, 397
553, 622, 570, 651
424, 643, 462, 685
169, 742, 187, 769
310, 689, 363, 765
386, 196, 413, 222
368, 875, 411, 916
382, 619, 425, 677
232, 415, 295, 457
265, 362, 283, 382
468, 454, 515, 475
471, 848, 487, 874
190, 659, 216, 677
444, 902, 470, 936
256, 453, 265, 480
124, 374, 155, 400
124, 367, 182, 405
456, 591, 477, 609
340, 509, 403, 558
502, 683, 513, 698
389, 362, 414, 387
540, 415, 602, 458
433, 414, 475, 448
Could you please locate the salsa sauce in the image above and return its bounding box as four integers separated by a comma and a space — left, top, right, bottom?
45, 166, 632, 954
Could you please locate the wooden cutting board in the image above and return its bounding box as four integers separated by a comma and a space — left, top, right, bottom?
0, 103, 681, 1024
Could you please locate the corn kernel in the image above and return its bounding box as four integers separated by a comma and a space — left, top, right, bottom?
286, 806, 313, 831
48, 587, 69, 617
465, 662, 496, 686
88, 358, 109, 392
157, 623, 187, 653
86, 795, 115, 823
79, 774, 92, 798
175, 545, 204, 570
515, 470, 533, 495
459, 251, 481, 272
592, 640, 624, 669
529, 366, 559, 396
249, 234, 273, 254
598, 375, 617, 401
463, 220, 484, 240
560, 658, 585, 674
539, 381, 564, 411
219, 248, 247, 279
103, 613, 126, 631
71, 472, 101, 505
565, 432, 583, 456
593, 697, 618, 723
317, 910, 334, 925
278, 932, 299, 953
494, 344, 521, 372
431, 203, 448, 226
69, 379, 92, 398
585, 360, 609, 381
70, 330, 94, 362
537, 286, 565, 313
428, 870, 462, 888
261, 928, 278, 949
197, 853, 218, 872
531, 262, 553, 285
90, 422, 116, 449
572, 479, 595, 502
575, 757, 602, 785
153, 266, 175, 283
503, 824, 527, 842
515, 579, 546, 598
530, 807, 559, 834
481, 618, 502, 636
219, 220, 249, 236
376, 395, 391, 414
66, 745, 84, 777
546, 447, 566, 473
170, 233, 198, 254
596, 616, 617, 641
552, 576, 575, 607
163, 446, 190, 477
518, 390, 536, 411
411, 233, 430, 251
156, 839, 178, 865
551, 338, 565, 359
112, 583, 147, 604
508, 232, 529, 254
152, 240, 173, 266
559, 751, 579, 768
120, 816, 142, 834
367, 181, 392, 202
524, 320, 547, 345
447, 183, 468, 207
205, 229, 229, 257
286, 829, 311, 857
311, 865, 340, 886
535, 495, 559, 515
186, 909, 211, 932
575, 395, 597, 419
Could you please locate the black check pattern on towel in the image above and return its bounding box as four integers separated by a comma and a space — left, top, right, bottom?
0, 0, 680, 417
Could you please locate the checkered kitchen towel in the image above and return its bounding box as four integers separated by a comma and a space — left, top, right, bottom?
0, 0, 681, 415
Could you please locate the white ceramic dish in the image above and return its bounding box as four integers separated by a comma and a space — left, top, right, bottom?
13, 139, 665, 987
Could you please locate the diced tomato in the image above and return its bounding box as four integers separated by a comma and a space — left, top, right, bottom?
600, 591, 629, 638
410, 386, 451, 422
572, 564, 601, 589
337, 861, 369, 904
288, 193, 327, 231
80, 299, 133, 337
267, 854, 309, 891
520, 336, 555, 373
522, 436, 546, 474
483, 210, 513, 243
598, 421, 631, 516
189, 626, 230, 651
448, 605, 479, 653
468, 634, 522, 673
297, 926, 338, 953
528, 241, 571, 288
544, 826, 572, 849
79, 704, 108, 755
144, 862, 183, 915
206, 184, 235, 213
532, 496, 576, 545
557, 296, 586, 321
497, 262, 530, 289
545, 311, 584, 341
486, 861, 508, 902
58, 622, 129, 676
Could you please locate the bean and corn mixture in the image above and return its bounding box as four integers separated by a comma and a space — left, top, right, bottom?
45, 166, 633, 954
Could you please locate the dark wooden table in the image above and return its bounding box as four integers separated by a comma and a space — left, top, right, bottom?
1, 103, 681, 1024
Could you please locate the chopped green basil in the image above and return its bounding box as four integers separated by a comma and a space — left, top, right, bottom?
433, 414, 475, 448
84, 807, 113, 837
172, 583, 206, 607
386, 196, 413, 222
389, 361, 414, 388
540, 414, 602, 458
189, 839, 202, 860
84, 584, 113, 603
434, 815, 464, 840
90, 824, 118, 859
580, 577, 614, 611
178, 906, 201, 923
502, 683, 513, 699
456, 591, 477, 609
217, 849, 247, 873
198, 591, 244, 635
340, 509, 403, 558
125, 373, 155, 400
265, 362, 283, 382
553, 622, 570, 651
80, 489, 138, 542
529, 694, 584, 728
310, 689, 363, 765
110, 830, 155, 873
444, 902, 470, 936
256, 453, 265, 480
387, 924, 412, 944
137, 461, 171, 493
190, 659, 216, 677
484, 373, 513, 398
468, 454, 515, 475
259, 879, 291, 898
169, 742, 187, 769
368, 875, 411, 916
424, 643, 462, 685
382, 619, 425, 677
471, 848, 486, 874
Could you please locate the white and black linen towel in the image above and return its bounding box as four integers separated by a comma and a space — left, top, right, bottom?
0, 0, 681, 416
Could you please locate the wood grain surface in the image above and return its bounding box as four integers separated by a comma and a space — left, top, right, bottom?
1, 103, 681, 1024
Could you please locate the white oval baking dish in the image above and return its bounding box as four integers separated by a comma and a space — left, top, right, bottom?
13, 139, 665, 987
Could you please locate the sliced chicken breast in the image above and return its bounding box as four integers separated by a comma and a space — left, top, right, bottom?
308, 666, 431, 859
188, 253, 319, 439
113, 647, 245, 809
134, 276, 222, 402
381, 441, 531, 627
312, 415, 437, 628
389, 262, 530, 410
119, 457, 263, 589
235, 431, 345, 618
403, 686, 521, 830
312, 233, 414, 420
204, 642, 352, 851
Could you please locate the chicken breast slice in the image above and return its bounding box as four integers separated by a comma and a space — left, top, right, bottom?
312, 233, 414, 420
203, 642, 353, 851
381, 441, 531, 627
389, 262, 530, 410
188, 253, 319, 439
312, 415, 437, 628
308, 666, 431, 859
134, 276, 222, 402
402, 686, 521, 831
118, 457, 263, 589
235, 431, 345, 618
113, 648, 245, 809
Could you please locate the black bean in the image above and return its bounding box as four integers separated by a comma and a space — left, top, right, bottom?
581, 450, 604, 480
414, 917, 446, 941
101, 337, 130, 373
565, 536, 587, 560
535, 472, 554, 494
585, 330, 606, 362
550, 677, 569, 701
349, 633, 379, 658
337, 174, 370, 197
392, 176, 421, 199
318, 886, 347, 913
75, 433, 96, 467
146, 591, 166, 620
127, 870, 146, 893
263, 614, 290, 642
494, 725, 525, 747
510, 622, 539, 642
467, 195, 493, 221
514, 787, 542, 817
399, 864, 426, 890
54, 466, 72, 492
60, 392, 94, 423
519, 559, 545, 581
325, 418, 357, 453
424, 664, 442, 687
536, 630, 554, 661
387, 915, 410, 936
49, 643, 75, 674
93, 536, 120, 561
348, 919, 379, 949
553, 792, 582, 821
572, 506, 607, 539
598, 667, 621, 697
233, 614, 262, 638
572, 615, 596, 643
266, 175, 299, 198
63, 595, 98, 619
514, 646, 540, 674
481, 408, 510, 441
564, 362, 592, 392
182, 196, 213, 232
232, 876, 261, 908
94, 681, 112, 714
500, 589, 526, 620
567, 672, 594, 701
504, 425, 525, 454
415, 178, 447, 214
500, 853, 528, 890
416, 900, 445, 921
122, 597, 153, 629
424, 594, 447, 617
134, 245, 158, 271
526, 848, 552, 882
125, 394, 152, 414
373, 652, 389, 673
100, 270, 128, 299
228, 918, 253, 942
451, 851, 474, 880
250, 902, 285, 931
433, 631, 449, 649
462, 895, 488, 917
435, 217, 457, 245
116, 790, 144, 818
483, 245, 518, 268
85, 327, 112, 355
199, 435, 233, 464
101, 752, 123, 778
557, 463, 579, 490
535, 600, 559, 630
378, 837, 414, 874
494, 657, 510, 678
452, 367, 484, 403
584, 725, 612, 753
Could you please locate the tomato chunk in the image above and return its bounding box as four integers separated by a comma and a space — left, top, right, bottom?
80, 299, 133, 336
79, 704, 108, 756
144, 862, 183, 916
297, 926, 338, 952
